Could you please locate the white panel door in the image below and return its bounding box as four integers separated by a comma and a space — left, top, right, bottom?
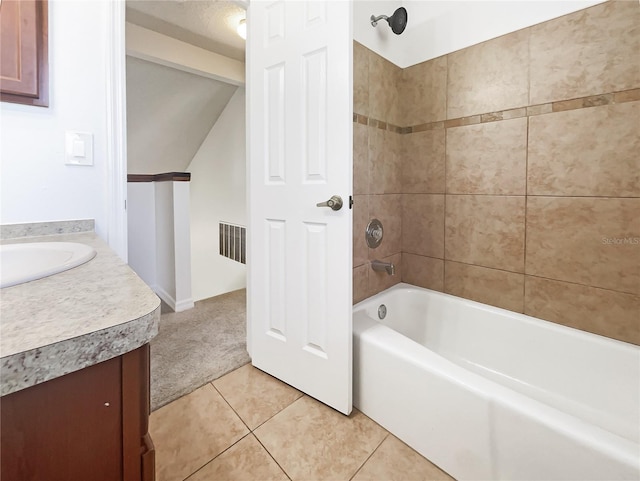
247, 0, 353, 414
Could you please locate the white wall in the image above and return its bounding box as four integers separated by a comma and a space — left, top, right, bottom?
173, 182, 194, 311
127, 182, 157, 287
354, 0, 604, 68
0, 1, 110, 239
353, 1, 403, 64
188, 88, 246, 301
128, 179, 194, 311
126, 56, 237, 175
154, 181, 176, 305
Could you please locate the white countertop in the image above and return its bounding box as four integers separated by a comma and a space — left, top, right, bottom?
0, 230, 160, 396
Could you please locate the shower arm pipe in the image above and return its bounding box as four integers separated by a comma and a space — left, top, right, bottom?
370, 14, 389, 27
370, 7, 407, 34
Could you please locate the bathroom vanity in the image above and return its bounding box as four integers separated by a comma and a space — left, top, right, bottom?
0, 222, 160, 481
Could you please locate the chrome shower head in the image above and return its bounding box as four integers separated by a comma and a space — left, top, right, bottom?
370, 7, 408, 35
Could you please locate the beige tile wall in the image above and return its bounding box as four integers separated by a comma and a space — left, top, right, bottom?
353, 1, 640, 345
352, 41, 404, 304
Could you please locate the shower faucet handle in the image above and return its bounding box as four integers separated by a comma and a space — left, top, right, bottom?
316, 195, 343, 211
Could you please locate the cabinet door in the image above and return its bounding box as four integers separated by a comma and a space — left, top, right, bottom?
122, 344, 154, 481
141, 433, 156, 481
0, 357, 123, 481
0, 0, 48, 106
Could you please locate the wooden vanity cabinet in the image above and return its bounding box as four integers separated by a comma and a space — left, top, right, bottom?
0, 345, 155, 481
0, 0, 48, 106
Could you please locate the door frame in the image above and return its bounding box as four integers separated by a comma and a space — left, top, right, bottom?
105, 0, 128, 262
107, 1, 248, 262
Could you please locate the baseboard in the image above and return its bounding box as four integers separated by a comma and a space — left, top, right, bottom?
174, 298, 195, 312
153, 285, 176, 311
153, 285, 194, 312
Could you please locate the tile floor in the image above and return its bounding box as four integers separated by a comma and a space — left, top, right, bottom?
150, 363, 455, 481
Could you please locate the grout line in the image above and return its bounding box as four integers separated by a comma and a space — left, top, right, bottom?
403, 252, 446, 262
440, 259, 523, 276
524, 273, 637, 297
348, 433, 390, 481
366, 121, 372, 200
521, 194, 640, 199
527, 24, 532, 109
249, 392, 305, 432
212, 369, 305, 433
182, 373, 303, 480
253, 432, 294, 481
523, 114, 530, 313
443, 114, 449, 289
386, 192, 636, 200
436, 256, 636, 297
523, 275, 529, 316
444, 53, 449, 127
441, 251, 446, 292
397, 193, 640, 198
210, 381, 252, 432
182, 432, 252, 481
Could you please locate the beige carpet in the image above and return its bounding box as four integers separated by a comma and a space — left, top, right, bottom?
150, 289, 250, 411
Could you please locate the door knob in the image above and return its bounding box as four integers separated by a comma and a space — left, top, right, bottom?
316, 195, 343, 211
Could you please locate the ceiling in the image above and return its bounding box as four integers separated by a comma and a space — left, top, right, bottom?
126, 0, 246, 61
126, 56, 237, 175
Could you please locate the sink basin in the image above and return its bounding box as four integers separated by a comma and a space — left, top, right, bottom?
0, 242, 97, 288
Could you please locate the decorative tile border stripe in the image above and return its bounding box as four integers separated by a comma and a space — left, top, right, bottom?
354, 87, 640, 134
353, 113, 403, 133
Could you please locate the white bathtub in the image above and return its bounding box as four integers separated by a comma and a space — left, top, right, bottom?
353, 283, 640, 480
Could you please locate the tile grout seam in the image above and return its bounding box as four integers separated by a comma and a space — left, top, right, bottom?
524, 25, 531, 315
443, 51, 450, 292
413, 252, 638, 297
181, 430, 252, 481
198, 381, 303, 481
210, 381, 252, 432
252, 434, 294, 481
523, 112, 530, 314
347, 433, 390, 481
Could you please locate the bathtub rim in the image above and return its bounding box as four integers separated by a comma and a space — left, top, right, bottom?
354, 282, 639, 351
353, 283, 640, 471
354, 316, 640, 479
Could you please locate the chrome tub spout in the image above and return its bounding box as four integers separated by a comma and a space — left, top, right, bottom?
371, 260, 395, 276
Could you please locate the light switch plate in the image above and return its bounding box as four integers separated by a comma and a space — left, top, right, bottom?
65, 131, 93, 166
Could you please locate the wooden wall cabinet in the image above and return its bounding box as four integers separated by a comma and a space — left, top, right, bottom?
0, 345, 155, 481
0, 0, 48, 107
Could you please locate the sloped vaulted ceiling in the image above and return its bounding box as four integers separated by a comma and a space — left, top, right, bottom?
126, 56, 237, 175
126, 0, 246, 62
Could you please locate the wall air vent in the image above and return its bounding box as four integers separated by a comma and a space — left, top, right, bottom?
219, 222, 246, 264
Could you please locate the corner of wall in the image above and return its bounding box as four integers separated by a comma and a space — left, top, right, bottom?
187, 88, 247, 302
